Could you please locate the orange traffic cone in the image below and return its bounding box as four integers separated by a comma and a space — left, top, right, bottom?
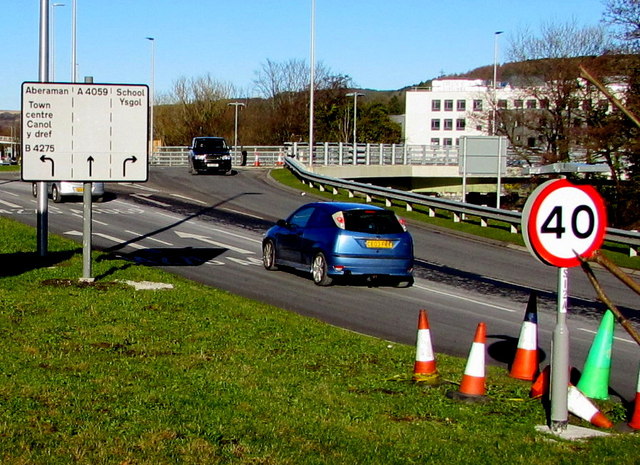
510, 292, 539, 381
276, 152, 284, 166
628, 366, 640, 430
412, 310, 440, 384
530, 365, 550, 399
447, 323, 487, 401
568, 385, 613, 428
253, 150, 261, 167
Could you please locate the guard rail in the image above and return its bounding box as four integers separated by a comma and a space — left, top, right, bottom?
284, 156, 640, 258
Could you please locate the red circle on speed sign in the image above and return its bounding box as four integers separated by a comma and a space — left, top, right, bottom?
522, 179, 607, 267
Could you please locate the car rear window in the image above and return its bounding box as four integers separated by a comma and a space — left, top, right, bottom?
342, 210, 405, 234
193, 139, 226, 153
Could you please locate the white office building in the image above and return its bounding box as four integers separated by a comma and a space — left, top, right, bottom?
405, 78, 534, 147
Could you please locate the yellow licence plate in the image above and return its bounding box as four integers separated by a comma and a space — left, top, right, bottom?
365, 240, 393, 249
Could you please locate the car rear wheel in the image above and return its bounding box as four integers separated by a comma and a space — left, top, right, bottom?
312, 252, 333, 286
51, 184, 62, 203
262, 240, 278, 270
31, 183, 37, 197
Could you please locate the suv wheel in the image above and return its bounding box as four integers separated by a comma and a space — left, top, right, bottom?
312, 252, 333, 286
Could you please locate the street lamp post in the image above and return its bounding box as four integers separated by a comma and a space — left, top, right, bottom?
145, 37, 155, 155
492, 31, 503, 136
51, 2, 65, 81
71, 0, 76, 82
308, 0, 316, 167
228, 102, 245, 158
345, 92, 365, 157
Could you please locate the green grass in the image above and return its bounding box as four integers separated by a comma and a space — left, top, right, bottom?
271, 167, 640, 270
0, 164, 19, 172
1, 216, 638, 464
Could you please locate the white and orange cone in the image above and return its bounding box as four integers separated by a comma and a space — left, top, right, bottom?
276, 152, 284, 166
510, 292, 539, 381
568, 385, 613, 429
530, 365, 550, 399
627, 366, 640, 430
447, 322, 487, 401
412, 310, 440, 384
253, 150, 261, 167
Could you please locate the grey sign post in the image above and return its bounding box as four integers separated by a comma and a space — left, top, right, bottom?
459, 136, 507, 207
21, 81, 149, 279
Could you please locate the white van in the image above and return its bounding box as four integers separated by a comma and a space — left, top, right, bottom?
31, 181, 105, 203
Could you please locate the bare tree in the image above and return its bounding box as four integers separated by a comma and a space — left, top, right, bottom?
604, 0, 640, 50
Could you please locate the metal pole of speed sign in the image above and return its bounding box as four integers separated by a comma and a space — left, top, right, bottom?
522, 179, 607, 432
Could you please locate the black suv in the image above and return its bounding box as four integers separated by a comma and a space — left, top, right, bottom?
188, 137, 232, 174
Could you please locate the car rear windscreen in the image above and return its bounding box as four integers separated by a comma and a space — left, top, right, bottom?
342, 210, 404, 234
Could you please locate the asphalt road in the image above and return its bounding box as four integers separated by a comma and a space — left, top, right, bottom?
0, 167, 638, 400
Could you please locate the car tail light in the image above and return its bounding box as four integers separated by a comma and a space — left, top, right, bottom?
332, 211, 346, 229
396, 215, 408, 232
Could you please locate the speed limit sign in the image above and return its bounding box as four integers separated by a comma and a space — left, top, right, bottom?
522, 179, 607, 267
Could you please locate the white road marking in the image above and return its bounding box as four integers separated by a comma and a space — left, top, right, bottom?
170, 194, 208, 206
0, 199, 21, 208
118, 182, 159, 192
576, 327, 635, 345
64, 230, 146, 249
131, 194, 171, 207
175, 231, 254, 254
221, 207, 263, 220
125, 230, 174, 246
414, 283, 517, 313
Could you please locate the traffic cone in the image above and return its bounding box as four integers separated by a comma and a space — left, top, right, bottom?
568, 385, 613, 428
627, 366, 640, 430
276, 152, 284, 166
510, 292, 539, 381
530, 365, 550, 398
412, 310, 440, 384
576, 310, 614, 400
253, 150, 260, 167
447, 323, 487, 401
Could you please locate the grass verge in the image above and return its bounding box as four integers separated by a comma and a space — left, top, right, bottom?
0, 216, 638, 464
270, 168, 640, 270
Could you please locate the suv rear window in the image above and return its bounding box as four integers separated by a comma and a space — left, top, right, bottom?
342, 210, 404, 234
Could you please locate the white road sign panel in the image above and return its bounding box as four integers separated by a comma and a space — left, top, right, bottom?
522, 179, 607, 267
21, 82, 149, 182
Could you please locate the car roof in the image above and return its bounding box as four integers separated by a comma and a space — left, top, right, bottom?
304, 202, 385, 213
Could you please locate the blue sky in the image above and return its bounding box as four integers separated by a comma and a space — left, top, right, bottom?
2, 0, 608, 110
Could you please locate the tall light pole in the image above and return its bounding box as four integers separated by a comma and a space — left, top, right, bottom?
492, 31, 503, 136
51, 2, 65, 81
146, 37, 155, 154
228, 102, 245, 157
308, 0, 316, 167
71, 0, 77, 82
345, 92, 365, 157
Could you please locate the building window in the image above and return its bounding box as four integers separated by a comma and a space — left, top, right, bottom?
432, 100, 441, 111
443, 138, 453, 146
456, 100, 466, 111
498, 99, 508, 109
514, 99, 524, 109
473, 99, 483, 111
430, 138, 440, 145
540, 99, 549, 109
444, 119, 453, 130
431, 119, 441, 130
526, 99, 537, 109
456, 118, 466, 130
444, 99, 454, 111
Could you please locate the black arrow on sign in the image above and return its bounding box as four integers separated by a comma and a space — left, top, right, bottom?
87, 156, 95, 177
123, 156, 137, 177
40, 155, 55, 177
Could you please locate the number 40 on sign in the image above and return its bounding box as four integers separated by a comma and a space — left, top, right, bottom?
522, 179, 607, 268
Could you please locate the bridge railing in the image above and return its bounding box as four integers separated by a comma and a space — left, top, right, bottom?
284, 156, 640, 258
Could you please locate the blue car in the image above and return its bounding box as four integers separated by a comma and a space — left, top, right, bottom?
262, 202, 414, 286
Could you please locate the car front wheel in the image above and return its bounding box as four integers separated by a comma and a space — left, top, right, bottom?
262, 240, 278, 270
312, 252, 333, 286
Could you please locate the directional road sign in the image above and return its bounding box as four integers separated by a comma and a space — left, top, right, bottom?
522, 179, 607, 267
21, 82, 149, 182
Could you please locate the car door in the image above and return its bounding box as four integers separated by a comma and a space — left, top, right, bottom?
276, 206, 316, 265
